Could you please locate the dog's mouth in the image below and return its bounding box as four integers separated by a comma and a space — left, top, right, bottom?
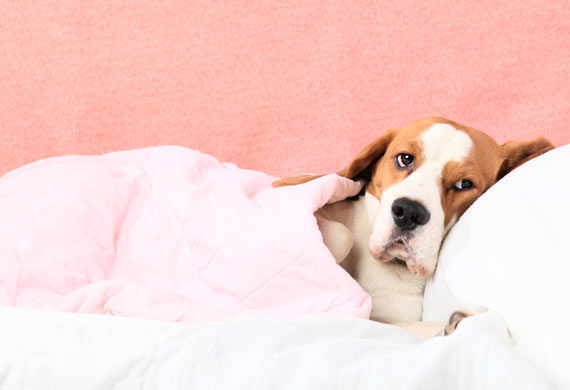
387, 238, 413, 262
380, 238, 434, 277
369, 228, 437, 278
371, 237, 414, 265
392, 257, 407, 266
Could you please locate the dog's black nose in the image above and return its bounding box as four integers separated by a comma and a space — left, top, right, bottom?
391, 198, 430, 231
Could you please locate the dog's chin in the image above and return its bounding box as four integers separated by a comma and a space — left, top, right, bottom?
370, 241, 433, 278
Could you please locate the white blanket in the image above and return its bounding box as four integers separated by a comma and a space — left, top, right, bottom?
424, 145, 570, 388
0, 307, 551, 389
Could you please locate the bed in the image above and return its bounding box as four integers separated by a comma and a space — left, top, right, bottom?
0, 144, 569, 388
1, 1, 569, 389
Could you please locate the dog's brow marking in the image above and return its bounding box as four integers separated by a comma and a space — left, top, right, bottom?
422, 123, 472, 165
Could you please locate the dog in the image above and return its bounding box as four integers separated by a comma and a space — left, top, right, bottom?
273, 117, 553, 337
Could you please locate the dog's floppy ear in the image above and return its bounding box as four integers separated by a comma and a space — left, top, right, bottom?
337, 128, 397, 181
272, 129, 397, 187
497, 137, 554, 180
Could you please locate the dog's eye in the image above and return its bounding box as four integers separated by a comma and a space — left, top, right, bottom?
396, 153, 414, 169
454, 179, 473, 190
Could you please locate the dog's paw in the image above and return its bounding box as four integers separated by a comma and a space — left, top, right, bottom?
444, 310, 471, 336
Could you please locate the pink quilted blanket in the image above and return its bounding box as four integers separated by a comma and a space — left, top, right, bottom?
0, 147, 370, 322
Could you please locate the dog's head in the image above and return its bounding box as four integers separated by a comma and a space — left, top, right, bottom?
273, 117, 553, 278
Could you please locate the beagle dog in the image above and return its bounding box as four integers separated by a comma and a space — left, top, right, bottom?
273, 117, 553, 337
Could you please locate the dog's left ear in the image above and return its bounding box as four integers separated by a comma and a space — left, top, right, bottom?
272, 128, 397, 188
497, 137, 554, 180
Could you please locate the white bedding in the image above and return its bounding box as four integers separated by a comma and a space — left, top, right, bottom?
1, 146, 567, 389
0, 307, 551, 389
424, 145, 570, 388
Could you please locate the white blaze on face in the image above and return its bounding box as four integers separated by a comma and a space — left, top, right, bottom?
367, 123, 473, 277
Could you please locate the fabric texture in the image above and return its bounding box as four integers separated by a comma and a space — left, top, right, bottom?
0, 147, 370, 322
423, 145, 570, 388
0, 307, 552, 389
1, 1, 569, 178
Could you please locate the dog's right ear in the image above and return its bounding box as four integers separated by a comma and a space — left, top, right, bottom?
272, 129, 397, 188
337, 128, 397, 181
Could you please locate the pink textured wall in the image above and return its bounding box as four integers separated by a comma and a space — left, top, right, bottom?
1, 1, 569, 178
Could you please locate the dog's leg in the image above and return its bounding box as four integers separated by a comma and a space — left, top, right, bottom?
317, 216, 353, 264
389, 310, 472, 339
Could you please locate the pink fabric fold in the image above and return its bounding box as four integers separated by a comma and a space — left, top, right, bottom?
0, 147, 371, 322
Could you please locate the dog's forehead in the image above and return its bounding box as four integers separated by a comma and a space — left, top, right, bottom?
393, 122, 473, 164
420, 123, 473, 163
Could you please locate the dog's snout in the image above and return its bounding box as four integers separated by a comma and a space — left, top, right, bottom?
391, 198, 430, 231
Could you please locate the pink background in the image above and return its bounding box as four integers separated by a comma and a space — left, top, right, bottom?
1, 1, 569, 178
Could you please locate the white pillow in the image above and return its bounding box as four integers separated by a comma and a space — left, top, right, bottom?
423, 144, 570, 387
